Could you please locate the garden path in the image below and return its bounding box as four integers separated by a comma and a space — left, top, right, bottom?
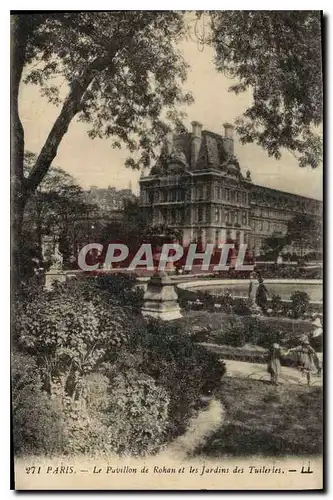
224, 358, 323, 386
161, 399, 225, 460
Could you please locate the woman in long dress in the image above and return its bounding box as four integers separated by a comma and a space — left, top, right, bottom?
255, 270, 269, 314
286, 336, 321, 386
267, 343, 282, 385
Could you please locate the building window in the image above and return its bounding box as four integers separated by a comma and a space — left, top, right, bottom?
260, 220, 263, 231
242, 211, 247, 225
215, 207, 219, 223
196, 186, 203, 200
231, 191, 235, 203
243, 192, 247, 205
225, 210, 229, 223
198, 206, 204, 223
225, 188, 230, 202
234, 211, 239, 224
140, 190, 146, 203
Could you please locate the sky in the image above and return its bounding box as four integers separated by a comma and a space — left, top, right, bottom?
18, 23, 323, 201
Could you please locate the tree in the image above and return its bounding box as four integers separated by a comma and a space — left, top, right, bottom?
22, 151, 96, 274
261, 233, 288, 261
286, 213, 322, 258
11, 12, 192, 283
209, 11, 322, 169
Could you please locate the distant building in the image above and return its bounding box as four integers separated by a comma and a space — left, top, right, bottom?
86, 185, 135, 216
139, 121, 322, 256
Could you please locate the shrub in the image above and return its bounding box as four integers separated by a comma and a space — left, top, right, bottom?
103, 370, 170, 456
12, 352, 67, 456
255, 326, 282, 349
197, 291, 215, 311
223, 329, 246, 347
270, 294, 283, 315
65, 370, 169, 457
232, 298, 251, 316
218, 293, 235, 314
54, 274, 144, 312
128, 319, 226, 439
13, 282, 134, 398
290, 291, 310, 318
223, 316, 248, 347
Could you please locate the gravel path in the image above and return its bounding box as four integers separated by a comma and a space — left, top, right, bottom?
162, 399, 225, 460
225, 359, 323, 386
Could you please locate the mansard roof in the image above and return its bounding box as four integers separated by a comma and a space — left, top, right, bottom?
249, 182, 322, 204
195, 130, 228, 170
149, 128, 245, 180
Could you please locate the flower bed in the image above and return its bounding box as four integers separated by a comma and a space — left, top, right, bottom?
178, 284, 322, 319
177, 310, 322, 357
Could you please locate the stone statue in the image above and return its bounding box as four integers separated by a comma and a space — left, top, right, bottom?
277, 253, 283, 265
246, 170, 252, 182
50, 243, 64, 270
248, 271, 262, 315
44, 241, 66, 290
248, 271, 257, 304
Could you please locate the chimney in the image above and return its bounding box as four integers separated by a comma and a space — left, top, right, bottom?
165, 131, 174, 155
191, 121, 203, 168
223, 122, 235, 156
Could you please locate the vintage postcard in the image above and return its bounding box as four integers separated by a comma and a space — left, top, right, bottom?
11, 10, 323, 490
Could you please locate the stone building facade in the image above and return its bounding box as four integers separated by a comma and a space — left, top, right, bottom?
139, 122, 322, 256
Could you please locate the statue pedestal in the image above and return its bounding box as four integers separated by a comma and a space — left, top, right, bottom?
141, 273, 182, 321
44, 268, 66, 290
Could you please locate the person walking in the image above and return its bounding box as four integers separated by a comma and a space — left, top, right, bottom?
255, 270, 269, 314
286, 335, 321, 386
267, 343, 282, 385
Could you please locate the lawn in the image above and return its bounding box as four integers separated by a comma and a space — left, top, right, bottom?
193, 377, 322, 457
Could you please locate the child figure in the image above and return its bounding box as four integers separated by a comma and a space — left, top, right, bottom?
267, 343, 282, 385
286, 335, 321, 386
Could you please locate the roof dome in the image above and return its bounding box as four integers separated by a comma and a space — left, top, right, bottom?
226, 162, 240, 176
167, 148, 188, 173
150, 164, 163, 175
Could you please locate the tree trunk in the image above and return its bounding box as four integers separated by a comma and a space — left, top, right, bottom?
11, 16, 29, 289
